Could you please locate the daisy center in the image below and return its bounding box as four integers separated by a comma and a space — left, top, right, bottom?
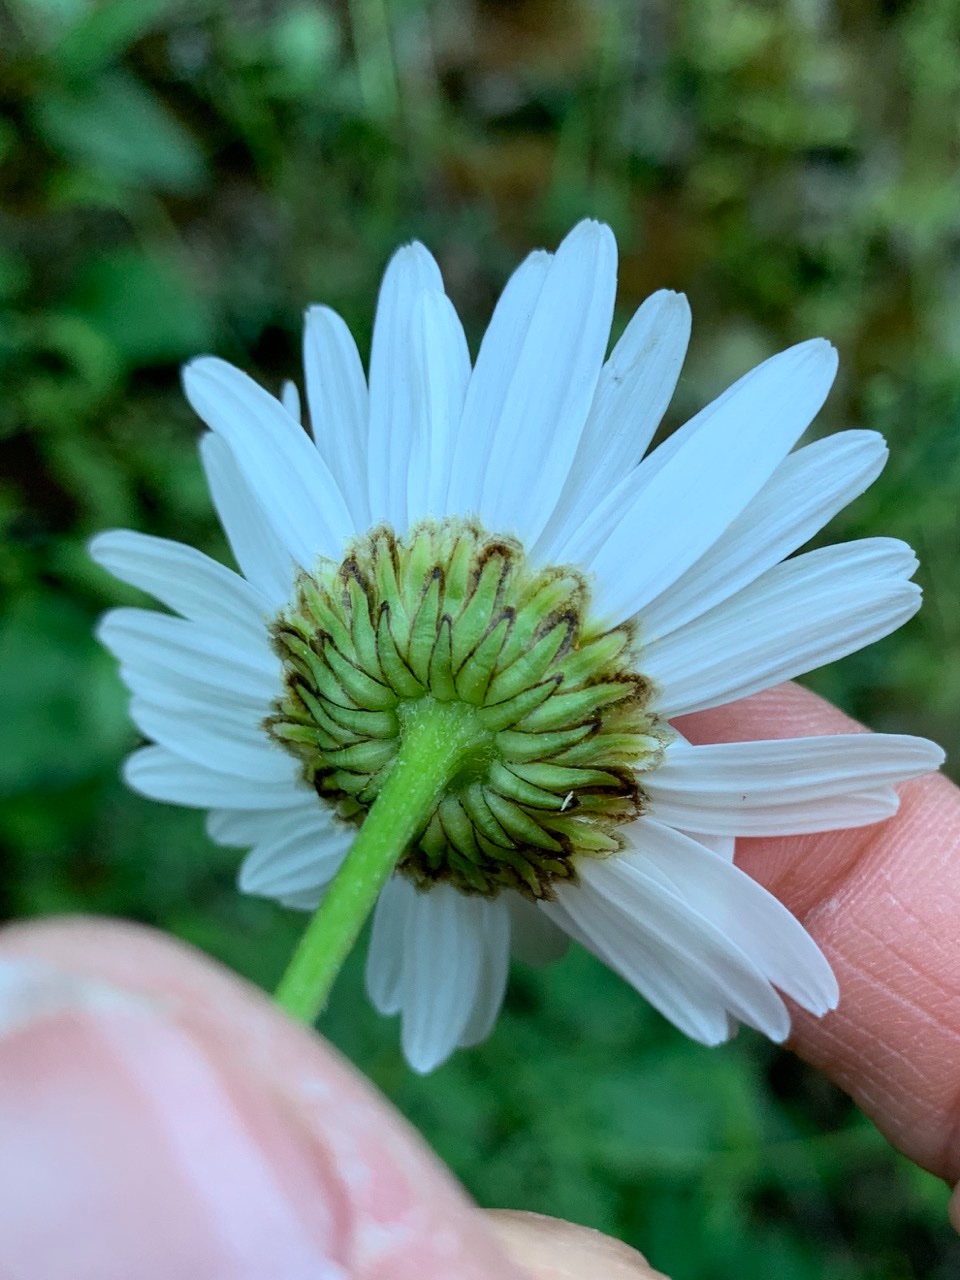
267, 519, 665, 899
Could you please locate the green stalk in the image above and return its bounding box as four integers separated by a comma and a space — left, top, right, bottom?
274, 698, 485, 1024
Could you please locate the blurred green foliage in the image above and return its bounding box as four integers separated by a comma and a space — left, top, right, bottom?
2, 0, 960, 1275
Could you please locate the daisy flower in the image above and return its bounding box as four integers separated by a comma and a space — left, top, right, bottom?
92, 220, 943, 1073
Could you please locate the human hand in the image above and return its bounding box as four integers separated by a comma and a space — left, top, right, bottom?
0, 680, 956, 1277
677, 681, 960, 1233
0, 917, 661, 1278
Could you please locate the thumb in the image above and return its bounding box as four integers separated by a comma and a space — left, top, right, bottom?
0, 917, 663, 1280
0, 917, 517, 1280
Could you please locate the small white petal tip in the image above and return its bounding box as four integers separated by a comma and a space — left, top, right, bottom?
87, 529, 120, 566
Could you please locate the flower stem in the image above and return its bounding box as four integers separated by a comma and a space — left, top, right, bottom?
274, 697, 486, 1024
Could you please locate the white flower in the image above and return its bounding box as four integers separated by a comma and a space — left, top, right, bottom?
92, 220, 943, 1073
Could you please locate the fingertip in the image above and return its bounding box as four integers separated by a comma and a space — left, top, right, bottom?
0, 953, 350, 1278
486, 1210, 667, 1279
676, 689, 960, 1191
0, 918, 524, 1280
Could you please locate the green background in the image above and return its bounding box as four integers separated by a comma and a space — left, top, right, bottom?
2, 0, 960, 1275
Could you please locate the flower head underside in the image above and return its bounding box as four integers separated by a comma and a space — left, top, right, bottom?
267, 519, 665, 899
92, 219, 945, 1072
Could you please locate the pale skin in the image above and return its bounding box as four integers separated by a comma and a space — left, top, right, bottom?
0, 683, 957, 1278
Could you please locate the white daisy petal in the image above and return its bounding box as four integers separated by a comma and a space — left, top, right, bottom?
367, 880, 505, 1050
207, 803, 324, 847
657, 729, 733, 856
473, 220, 618, 545
732, 789, 906, 831
90, 529, 271, 639
545, 849, 793, 1039
536, 288, 691, 560
366, 875, 412, 1016
118, 665, 270, 721
281, 379, 301, 423
546, 891, 737, 1043
626, 339, 830, 492
238, 820, 351, 899
646, 734, 942, 835
184, 356, 355, 567
405, 289, 472, 522
458, 897, 512, 1048
506, 894, 570, 965
278, 888, 328, 911
303, 305, 371, 530
398, 882, 487, 1073
575, 857, 791, 1039
98, 608, 280, 704
646, 538, 921, 718
641, 429, 889, 641
676, 829, 736, 862
128, 696, 296, 784
623, 819, 839, 1014
446, 248, 552, 515
124, 745, 305, 809
564, 339, 839, 624
199, 434, 295, 610
367, 242, 444, 527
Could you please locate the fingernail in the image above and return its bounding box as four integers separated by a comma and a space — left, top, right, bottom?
0, 959, 350, 1280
